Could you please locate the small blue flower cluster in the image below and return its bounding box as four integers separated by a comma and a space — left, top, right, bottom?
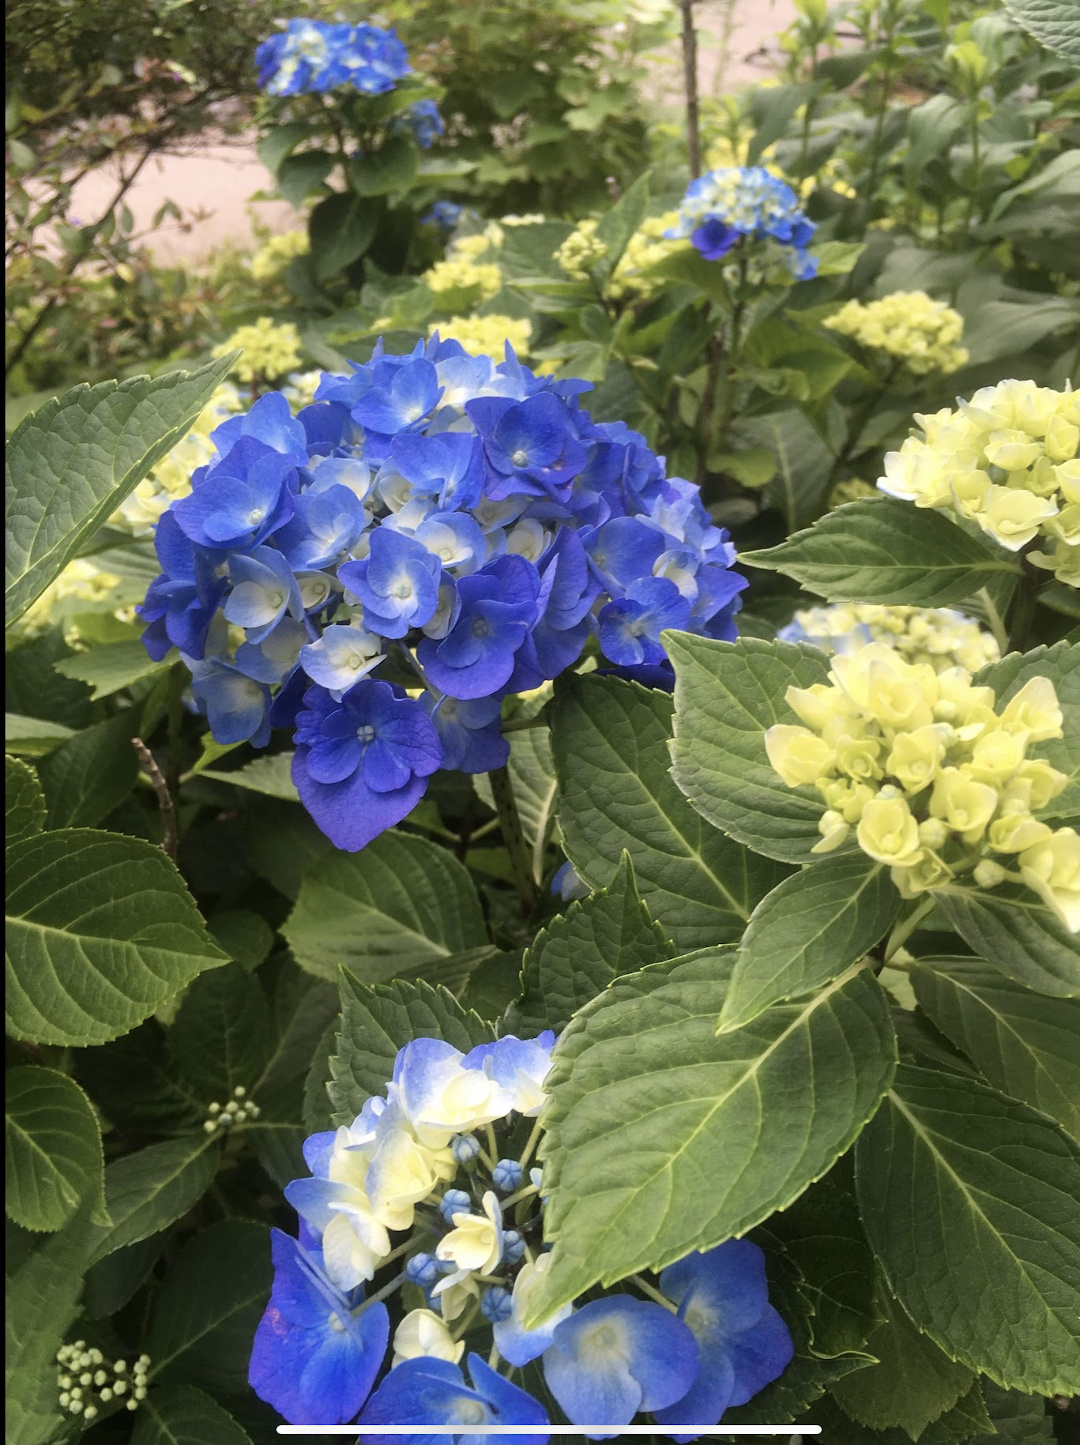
422, 201, 464, 232
256, 18, 410, 98
249, 1033, 794, 1436
138, 337, 748, 851
397, 98, 445, 150
666, 166, 818, 280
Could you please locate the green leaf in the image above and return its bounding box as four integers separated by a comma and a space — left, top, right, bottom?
258, 963, 339, 1093
592, 172, 651, 284
830, 1277, 976, 1437
666, 634, 832, 864
37, 713, 137, 828
282, 830, 488, 984
769, 1171, 879, 1357
328, 973, 494, 1125
88, 1135, 219, 1265
309, 191, 378, 282
169, 964, 273, 1101
303, 1020, 338, 1134
6, 828, 228, 1047
276, 149, 333, 207
76, 1020, 204, 1135
977, 1382, 1056, 1443
934, 883, 1079, 998
132, 1385, 253, 1445
5, 355, 236, 626
910, 957, 1079, 1138
256, 120, 310, 177
726, 408, 836, 531
5, 755, 44, 844
1003, 0, 1080, 62
527, 955, 896, 1322
473, 726, 557, 884
513, 853, 674, 1035
975, 641, 1079, 824
552, 673, 792, 949
7, 627, 93, 729
720, 854, 901, 1032
5, 713, 74, 757
5, 1066, 109, 1232
52, 638, 172, 700
748, 81, 821, 163
5, 1212, 88, 1444
83, 1234, 164, 1320
855, 1063, 1080, 1395
246, 795, 331, 899
202, 751, 298, 800
147, 1221, 272, 1394
206, 909, 274, 972
740, 498, 1019, 606
347, 134, 418, 196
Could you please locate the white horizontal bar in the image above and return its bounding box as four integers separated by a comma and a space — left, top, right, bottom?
277, 1427, 822, 1436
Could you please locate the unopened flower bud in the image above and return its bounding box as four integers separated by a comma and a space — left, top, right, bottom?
405, 1252, 440, 1288
502, 1229, 526, 1264
451, 1133, 481, 1165
480, 1285, 513, 1323
918, 818, 949, 849
974, 859, 1006, 889
492, 1158, 523, 1193
438, 1188, 471, 1223
233, 1086, 246, 1099
208, 1102, 221, 1116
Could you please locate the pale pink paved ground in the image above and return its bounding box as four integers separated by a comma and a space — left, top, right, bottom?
69, 0, 799, 267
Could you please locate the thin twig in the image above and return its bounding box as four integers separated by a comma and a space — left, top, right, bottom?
678, 0, 702, 179
131, 737, 178, 862
488, 763, 537, 917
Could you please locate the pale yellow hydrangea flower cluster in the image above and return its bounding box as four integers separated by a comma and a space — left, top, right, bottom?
17, 558, 123, 636
428, 314, 532, 358
250, 228, 310, 282
764, 642, 1077, 929
826, 291, 968, 375
879, 381, 1080, 585
553, 218, 609, 281
424, 224, 504, 311
213, 317, 304, 383
785, 603, 1000, 674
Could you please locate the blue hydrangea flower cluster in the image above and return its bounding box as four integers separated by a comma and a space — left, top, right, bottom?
665, 166, 818, 280
422, 200, 464, 232
249, 1032, 794, 1436
138, 336, 748, 851
397, 98, 445, 150
256, 18, 411, 97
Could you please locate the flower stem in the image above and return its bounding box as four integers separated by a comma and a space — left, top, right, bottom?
488, 763, 537, 917
884, 897, 935, 962
628, 1273, 677, 1312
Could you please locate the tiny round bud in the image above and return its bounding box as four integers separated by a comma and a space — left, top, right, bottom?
137, 1355, 151, 1369
233, 1086, 246, 1098
59, 1394, 70, 1408
974, 859, 1006, 889
135, 1386, 147, 1400
114, 1360, 127, 1373
89, 1349, 103, 1365
58, 1375, 71, 1390
69, 1400, 84, 1415
83, 1405, 98, 1422
405, 1252, 440, 1288
127, 1397, 138, 1411
94, 1369, 107, 1385
70, 1388, 83, 1401
208, 1102, 221, 1115
502, 1229, 526, 1264
79, 1372, 93, 1386
450, 1133, 481, 1165
480, 1286, 513, 1323
225, 1100, 240, 1115
492, 1158, 523, 1193
100, 1387, 113, 1403
203, 1119, 217, 1133
247, 1103, 261, 1118
73, 1340, 85, 1351
113, 1381, 127, 1396
918, 818, 949, 850
438, 1188, 472, 1223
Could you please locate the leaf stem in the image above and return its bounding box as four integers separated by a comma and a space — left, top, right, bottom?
884, 897, 935, 962
487, 763, 537, 917
628, 1273, 676, 1311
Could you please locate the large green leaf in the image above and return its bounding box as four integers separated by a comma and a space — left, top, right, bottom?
910, 957, 1079, 1138
88, 1135, 220, 1265
5, 355, 235, 625
169, 964, 273, 1102
5, 714, 75, 758
720, 853, 901, 1032
132, 1386, 253, 1445
328, 973, 494, 1126
512, 853, 674, 1035
1003, 0, 1080, 61
527, 953, 896, 1322
592, 172, 650, 283
934, 883, 1079, 999
740, 498, 1019, 606
5, 1211, 88, 1444
855, 1064, 1080, 1395
37, 713, 138, 829
975, 642, 1079, 824
6, 829, 228, 1047
5, 1066, 109, 1234
147, 1221, 272, 1394
829, 1277, 976, 1438
5, 754, 44, 844
201, 752, 299, 800
473, 726, 557, 885
729, 407, 836, 529
53, 638, 173, 701
308, 191, 378, 282
346, 134, 417, 196
552, 673, 791, 948
666, 634, 832, 864
6, 627, 93, 729
76, 1020, 204, 1135
282, 830, 488, 984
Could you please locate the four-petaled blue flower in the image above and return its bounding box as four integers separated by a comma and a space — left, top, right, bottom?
359, 1351, 550, 1444
340, 529, 442, 639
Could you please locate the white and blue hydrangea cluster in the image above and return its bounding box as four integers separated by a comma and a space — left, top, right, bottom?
256, 18, 411, 98
665, 166, 818, 280
138, 336, 748, 851
249, 1033, 794, 1435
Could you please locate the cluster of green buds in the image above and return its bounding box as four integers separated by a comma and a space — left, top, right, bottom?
203, 1085, 261, 1134
553, 218, 609, 281
55, 1344, 149, 1419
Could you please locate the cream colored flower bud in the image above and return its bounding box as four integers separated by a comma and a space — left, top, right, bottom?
930, 767, 999, 844
856, 796, 924, 866
764, 725, 835, 788
1019, 828, 1080, 932
974, 859, 1007, 889
999, 676, 1064, 742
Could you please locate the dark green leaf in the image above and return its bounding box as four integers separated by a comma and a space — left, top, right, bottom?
201, 751, 299, 800
282, 830, 488, 984
169, 964, 273, 1101
592, 172, 650, 283
309, 191, 378, 282
5, 754, 44, 844
935, 883, 1079, 998
666, 634, 833, 864
6, 829, 228, 1047
5, 1066, 109, 1232
37, 713, 138, 828
528, 954, 896, 1321
276, 149, 333, 207
740, 498, 1019, 606
855, 1064, 1080, 1395
88, 1136, 219, 1265
553, 673, 792, 948
132, 1385, 253, 1445
52, 638, 172, 700
77, 1021, 204, 1134
328, 973, 494, 1125
206, 910, 274, 972
1003, 0, 1080, 62
975, 641, 1078, 824
720, 854, 901, 1032
513, 853, 674, 1035
83, 1234, 163, 1319
347, 134, 417, 196
7, 628, 93, 729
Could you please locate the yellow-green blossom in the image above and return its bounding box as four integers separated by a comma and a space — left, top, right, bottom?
429, 315, 532, 358
213, 318, 303, 383
117, 383, 244, 533
424, 257, 502, 311
762, 640, 1073, 922
781, 603, 1000, 674
17, 558, 122, 636
879, 381, 1080, 585
250, 228, 310, 282
826, 291, 968, 375
554, 219, 608, 281
606, 210, 687, 301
